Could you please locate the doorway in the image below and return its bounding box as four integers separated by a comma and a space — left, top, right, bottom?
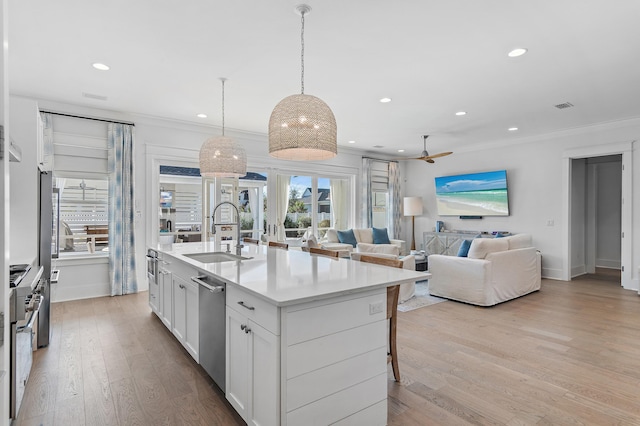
562, 142, 632, 289
570, 155, 622, 281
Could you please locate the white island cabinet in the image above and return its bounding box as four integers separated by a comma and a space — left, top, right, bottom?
152, 252, 199, 362
226, 285, 280, 425
153, 242, 425, 425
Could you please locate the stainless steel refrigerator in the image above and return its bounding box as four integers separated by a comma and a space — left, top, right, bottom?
38, 170, 55, 348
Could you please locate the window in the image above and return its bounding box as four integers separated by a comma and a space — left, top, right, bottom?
283, 175, 349, 239
56, 177, 109, 254
159, 169, 203, 243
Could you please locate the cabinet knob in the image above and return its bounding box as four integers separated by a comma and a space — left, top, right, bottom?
179, 284, 185, 289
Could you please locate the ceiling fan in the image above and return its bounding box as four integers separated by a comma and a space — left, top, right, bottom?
398, 135, 453, 163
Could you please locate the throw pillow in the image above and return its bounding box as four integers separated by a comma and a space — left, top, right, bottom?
467, 237, 509, 259
305, 235, 318, 249
372, 227, 391, 244
337, 229, 358, 247
457, 239, 473, 257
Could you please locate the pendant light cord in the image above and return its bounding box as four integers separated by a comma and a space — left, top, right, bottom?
220, 78, 226, 136
301, 11, 305, 95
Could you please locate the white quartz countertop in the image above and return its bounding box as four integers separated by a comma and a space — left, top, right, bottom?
156, 242, 428, 307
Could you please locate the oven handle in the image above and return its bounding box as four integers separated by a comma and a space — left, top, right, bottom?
16, 308, 38, 332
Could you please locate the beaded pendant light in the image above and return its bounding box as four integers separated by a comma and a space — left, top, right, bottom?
268, 4, 337, 161
199, 78, 247, 177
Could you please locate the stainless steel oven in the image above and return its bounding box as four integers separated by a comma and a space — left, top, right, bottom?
147, 249, 159, 285
10, 266, 43, 420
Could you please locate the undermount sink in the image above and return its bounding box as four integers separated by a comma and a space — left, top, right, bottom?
183, 251, 252, 263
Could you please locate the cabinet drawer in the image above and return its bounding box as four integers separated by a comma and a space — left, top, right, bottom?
227, 286, 280, 335
284, 290, 386, 346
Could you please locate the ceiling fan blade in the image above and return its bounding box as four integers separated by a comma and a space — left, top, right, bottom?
424, 151, 453, 160
425, 158, 435, 164
394, 156, 425, 161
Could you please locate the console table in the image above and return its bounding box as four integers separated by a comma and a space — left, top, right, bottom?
423, 231, 481, 257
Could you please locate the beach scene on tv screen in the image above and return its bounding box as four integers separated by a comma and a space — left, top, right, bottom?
435, 170, 509, 216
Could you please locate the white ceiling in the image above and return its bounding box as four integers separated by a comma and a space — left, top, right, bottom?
8, 1, 640, 157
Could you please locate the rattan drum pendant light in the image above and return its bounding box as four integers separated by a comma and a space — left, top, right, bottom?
199, 78, 247, 177
268, 4, 337, 161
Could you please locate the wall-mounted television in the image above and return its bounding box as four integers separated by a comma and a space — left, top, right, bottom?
434, 170, 510, 216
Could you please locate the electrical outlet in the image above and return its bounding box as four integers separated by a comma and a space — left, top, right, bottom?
369, 301, 384, 315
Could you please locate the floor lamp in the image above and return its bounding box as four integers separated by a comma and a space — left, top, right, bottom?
403, 196, 423, 252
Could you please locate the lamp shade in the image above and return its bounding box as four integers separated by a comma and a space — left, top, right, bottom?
199, 135, 247, 178
403, 196, 423, 217
268, 94, 337, 161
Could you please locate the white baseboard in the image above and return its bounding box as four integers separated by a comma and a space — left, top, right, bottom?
542, 267, 565, 281
596, 259, 621, 269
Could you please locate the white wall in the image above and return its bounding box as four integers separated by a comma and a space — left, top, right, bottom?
403, 119, 639, 290
570, 158, 587, 277
8, 97, 39, 264
1, 0, 10, 421
595, 159, 622, 268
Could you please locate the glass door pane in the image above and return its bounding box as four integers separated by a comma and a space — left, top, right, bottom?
203, 177, 238, 243
238, 172, 267, 241
372, 191, 389, 228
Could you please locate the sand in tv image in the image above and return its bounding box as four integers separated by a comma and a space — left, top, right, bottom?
435, 170, 509, 216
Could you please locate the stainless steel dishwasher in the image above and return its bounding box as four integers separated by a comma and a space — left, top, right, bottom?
191, 274, 226, 391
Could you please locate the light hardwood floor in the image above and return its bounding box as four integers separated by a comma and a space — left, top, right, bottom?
16, 271, 640, 425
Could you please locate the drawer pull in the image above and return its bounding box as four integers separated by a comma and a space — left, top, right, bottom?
237, 301, 255, 311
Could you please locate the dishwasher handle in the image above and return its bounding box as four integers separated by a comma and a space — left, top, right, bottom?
191, 275, 225, 293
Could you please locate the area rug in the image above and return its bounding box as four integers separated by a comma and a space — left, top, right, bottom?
397, 280, 447, 312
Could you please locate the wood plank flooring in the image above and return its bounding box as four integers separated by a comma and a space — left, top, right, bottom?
16, 271, 640, 425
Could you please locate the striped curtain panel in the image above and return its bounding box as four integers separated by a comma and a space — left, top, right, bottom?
388, 161, 402, 239
108, 123, 138, 295
361, 158, 373, 227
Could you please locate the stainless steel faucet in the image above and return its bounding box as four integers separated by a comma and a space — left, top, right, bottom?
211, 201, 243, 256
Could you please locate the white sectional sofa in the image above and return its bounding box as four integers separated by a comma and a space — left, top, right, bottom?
320, 228, 405, 254
428, 234, 541, 306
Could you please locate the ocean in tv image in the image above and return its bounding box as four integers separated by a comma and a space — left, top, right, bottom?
435, 170, 509, 216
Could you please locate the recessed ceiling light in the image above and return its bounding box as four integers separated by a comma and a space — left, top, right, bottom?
196, 113, 207, 118
92, 63, 110, 71
508, 48, 528, 58
508, 127, 519, 131
348, 140, 356, 144
397, 149, 405, 153
379, 97, 392, 103
455, 111, 467, 116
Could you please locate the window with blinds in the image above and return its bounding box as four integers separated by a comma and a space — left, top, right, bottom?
173, 189, 202, 229
57, 177, 109, 253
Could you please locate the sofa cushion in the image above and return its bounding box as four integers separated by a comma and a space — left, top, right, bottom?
504, 233, 532, 250
353, 228, 374, 244
467, 237, 509, 259
457, 239, 473, 257
325, 228, 339, 243
304, 235, 318, 249
357, 242, 400, 256
372, 227, 391, 244
337, 229, 358, 247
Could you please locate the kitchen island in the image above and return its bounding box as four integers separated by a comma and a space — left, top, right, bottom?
151, 241, 426, 425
